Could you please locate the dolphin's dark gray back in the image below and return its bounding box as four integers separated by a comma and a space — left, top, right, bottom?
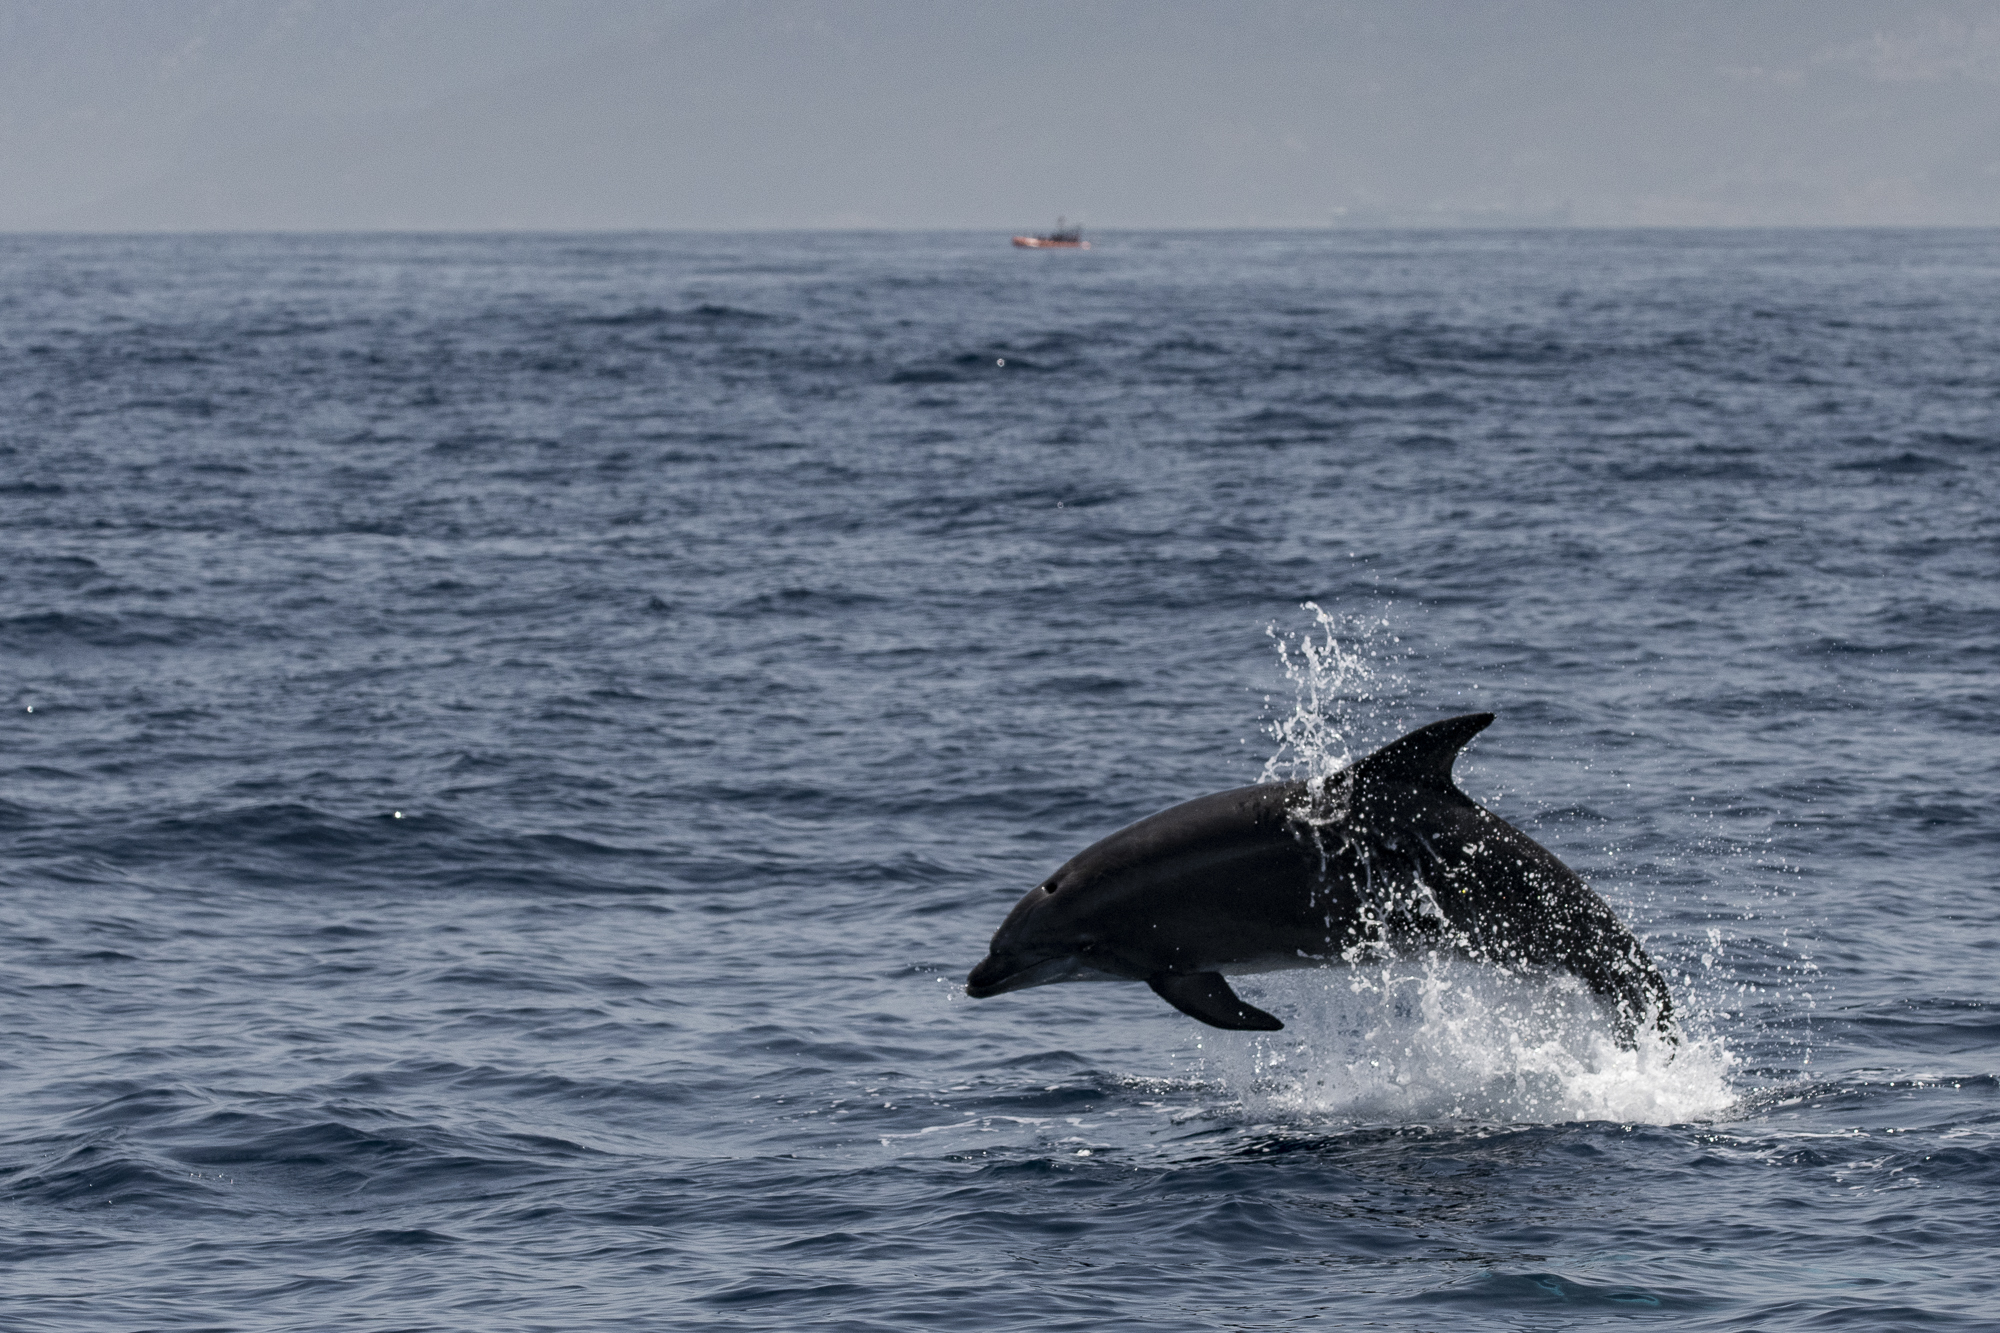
1328, 713, 1674, 1039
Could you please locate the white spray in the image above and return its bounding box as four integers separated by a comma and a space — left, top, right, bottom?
1198, 604, 1735, 1127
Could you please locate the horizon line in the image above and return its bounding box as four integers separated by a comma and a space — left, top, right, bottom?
6, 223, 2000, 238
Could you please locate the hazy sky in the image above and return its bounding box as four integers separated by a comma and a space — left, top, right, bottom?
5, 0, 1999, 230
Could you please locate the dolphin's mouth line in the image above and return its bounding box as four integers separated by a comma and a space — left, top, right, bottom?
966, 953, 1121, 997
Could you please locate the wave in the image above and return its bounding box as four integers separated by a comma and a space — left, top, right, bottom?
574, 302, 786, 327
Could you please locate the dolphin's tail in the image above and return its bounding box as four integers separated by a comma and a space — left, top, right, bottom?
1574, 938, 1677, 1049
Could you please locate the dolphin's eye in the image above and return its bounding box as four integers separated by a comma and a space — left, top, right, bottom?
1041, 880, 1059, 895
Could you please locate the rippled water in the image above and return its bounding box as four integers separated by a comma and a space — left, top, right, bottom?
3, 230, 1996, 1329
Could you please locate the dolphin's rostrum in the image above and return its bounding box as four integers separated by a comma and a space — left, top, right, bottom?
966, 713, 1674, 1044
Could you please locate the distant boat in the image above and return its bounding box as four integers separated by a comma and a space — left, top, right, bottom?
1012, 217, 1089, 249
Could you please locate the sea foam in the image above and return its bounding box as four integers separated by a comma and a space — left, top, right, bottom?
1204, 961, 1735, 1127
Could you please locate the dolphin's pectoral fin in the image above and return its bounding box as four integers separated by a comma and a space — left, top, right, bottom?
1147, 972, 1284, 1031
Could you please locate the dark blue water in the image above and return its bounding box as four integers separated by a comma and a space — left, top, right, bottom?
3, 230, 1995, 1330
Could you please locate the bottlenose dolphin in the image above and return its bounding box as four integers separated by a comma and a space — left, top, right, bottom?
966, 713, 1674, 1044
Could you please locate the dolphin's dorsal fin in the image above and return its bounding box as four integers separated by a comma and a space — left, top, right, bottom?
1349, 713, 1494, 793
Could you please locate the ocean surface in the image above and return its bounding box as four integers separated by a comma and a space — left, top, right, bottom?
2, 229, 1995, 1330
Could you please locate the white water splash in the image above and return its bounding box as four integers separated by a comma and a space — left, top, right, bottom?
1258, 601, 1405, 788
1205, 963, 1736, 1126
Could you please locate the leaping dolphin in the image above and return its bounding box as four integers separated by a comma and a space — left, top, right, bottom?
966, 713, 1674, 1044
